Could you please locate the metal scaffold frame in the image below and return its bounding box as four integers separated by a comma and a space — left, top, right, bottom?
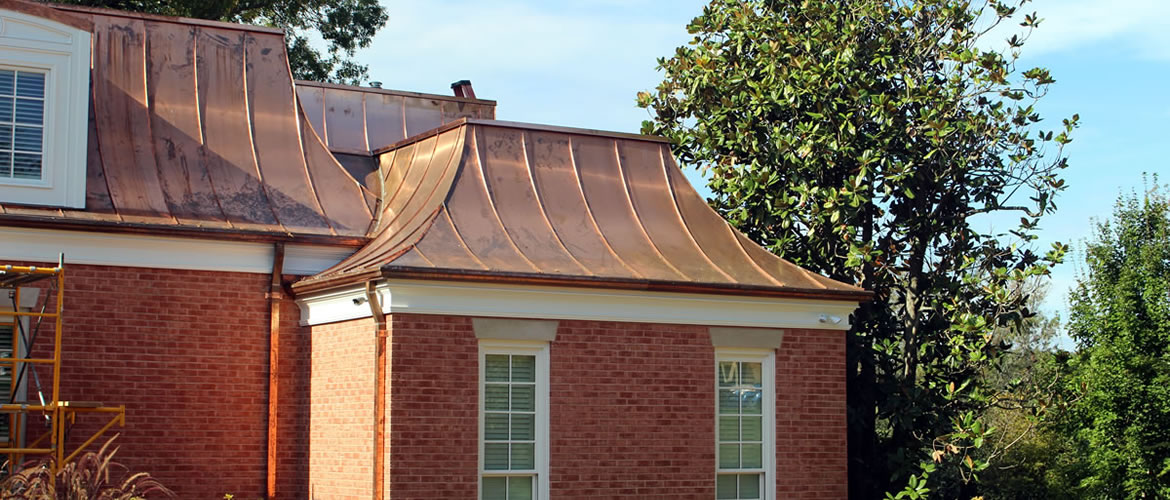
0, 257, 125, 473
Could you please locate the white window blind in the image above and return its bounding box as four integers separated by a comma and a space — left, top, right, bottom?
0, 69, 45, 181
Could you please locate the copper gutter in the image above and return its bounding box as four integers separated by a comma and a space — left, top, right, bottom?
266, 243, 285, 499
364, 281, 387, 500
0, 219, 368, 247
379, 267, 873, 301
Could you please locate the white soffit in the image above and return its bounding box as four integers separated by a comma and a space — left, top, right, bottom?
0, 227, 354, 275
296, 279, 861, 330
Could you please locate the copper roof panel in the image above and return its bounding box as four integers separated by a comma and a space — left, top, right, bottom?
145, 21, 229, 227
0, 3, 375, 242
477, 127, 587, 275
446, 130, 540, 271
245, 32, 333, 235
293, 82, 495, 155
91, 15, 172, 221
297, 120, 868, 300
526, 130, 638, 277
322, 87, 368, 153
617, 139, 730, 282
571, 134, 686, 280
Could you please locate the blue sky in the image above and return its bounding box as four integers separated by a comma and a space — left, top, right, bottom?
359, 0, 1169, 340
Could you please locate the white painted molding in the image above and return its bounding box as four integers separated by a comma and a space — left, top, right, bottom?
0, 226, 354, 275
0, 287, 39, 310
296, 279, 861, 329
709, 327, 784, 349
0, 8, 90, 208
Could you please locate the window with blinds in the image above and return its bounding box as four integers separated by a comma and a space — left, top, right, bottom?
480, 344, 547, 500
0, 69, 45, 181
716, 351, 775, 500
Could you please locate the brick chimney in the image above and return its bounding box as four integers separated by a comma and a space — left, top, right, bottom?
450, 80, 476, 99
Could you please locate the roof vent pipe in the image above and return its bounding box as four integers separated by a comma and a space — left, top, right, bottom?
451, 79, 476, 99
369, 81, 382, 88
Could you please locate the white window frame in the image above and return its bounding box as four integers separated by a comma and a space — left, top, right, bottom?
0, 8, 91, 208
478, 340, 550, 500
715, 348, 776, 500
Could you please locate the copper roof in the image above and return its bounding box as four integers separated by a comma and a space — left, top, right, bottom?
294, 119, 867, 300
295, 81, 495, 156
0, 2, 392, 243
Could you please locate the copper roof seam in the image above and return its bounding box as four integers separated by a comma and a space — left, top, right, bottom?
565, 136, 643, 279
411, 244, 436, 267
399, 94, 407, 147
520, 130, 592, 276
438, 209, 490, 271
138, 24, 178, 224
191, 26, 235, 229
656, 145, 744, 285
719, 217, 785, 286
611, 140, 689, 280
87, 68, 123, 224
239, 33, 288, 233
361, 91, 371, 153
293, 98, 339, 236
470, 125, 541, 272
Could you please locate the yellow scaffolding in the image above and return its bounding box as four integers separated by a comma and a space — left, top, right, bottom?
0, 258, 125, 473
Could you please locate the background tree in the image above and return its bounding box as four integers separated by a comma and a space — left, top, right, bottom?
53, 0, 387, 84
638, 0, 1076, 496
1056, 180, 1170, 498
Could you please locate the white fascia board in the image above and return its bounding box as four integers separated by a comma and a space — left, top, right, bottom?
0, 226, 354, 275
296, 279, 861, 330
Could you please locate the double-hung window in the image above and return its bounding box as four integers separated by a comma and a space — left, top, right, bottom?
716, 349, 775, 500
480, 341, 548, 500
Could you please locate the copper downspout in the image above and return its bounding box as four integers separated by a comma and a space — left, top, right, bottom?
267, 243, 285, 499
365, 281, 388, 500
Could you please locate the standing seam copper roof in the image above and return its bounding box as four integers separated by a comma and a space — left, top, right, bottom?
295, 119, 867, 300
0, 2, 376, 241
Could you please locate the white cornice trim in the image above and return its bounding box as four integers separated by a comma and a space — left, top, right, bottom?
296, 279, 861, 330
0, 227, 354, 275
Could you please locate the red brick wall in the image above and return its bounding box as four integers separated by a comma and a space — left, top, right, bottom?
385, 314, 480, 497
9, 262, 309, 499
775, 328, 848, 498
378, 314, 847, 499
307, 316, 374, 500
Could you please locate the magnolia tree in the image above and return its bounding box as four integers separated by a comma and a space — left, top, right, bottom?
639, 0, 1076, 496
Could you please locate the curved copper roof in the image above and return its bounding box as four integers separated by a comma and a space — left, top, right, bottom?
0, 3, 377, 242
295, 119, 867, 300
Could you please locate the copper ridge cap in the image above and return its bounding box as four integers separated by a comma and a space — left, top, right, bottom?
47, 2, 286, 34
295, 80, 497, 106
370, 118, 671, 156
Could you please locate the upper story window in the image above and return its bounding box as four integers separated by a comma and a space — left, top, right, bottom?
0, 69, 45, 181
0, 8, 90, 208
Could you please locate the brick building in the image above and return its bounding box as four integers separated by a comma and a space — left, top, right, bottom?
0, 1, 867, 499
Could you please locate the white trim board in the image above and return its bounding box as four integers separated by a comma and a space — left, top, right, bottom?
0, 226, 355, 275
296, 279, 861, 330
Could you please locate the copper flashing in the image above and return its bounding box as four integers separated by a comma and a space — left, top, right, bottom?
295, 121, 869, 301
0, 5, 375, 241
